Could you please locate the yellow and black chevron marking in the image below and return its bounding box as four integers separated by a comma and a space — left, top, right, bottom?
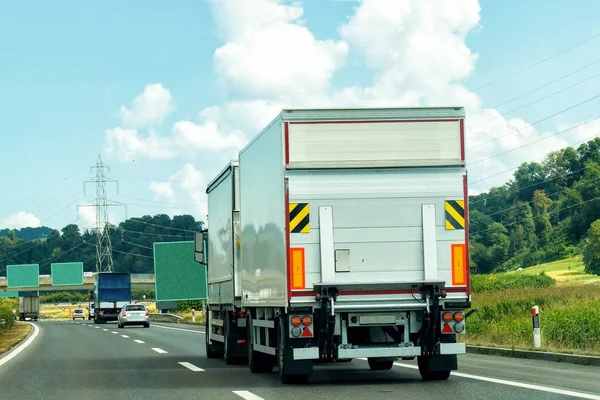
289, 203, 310, 233
445, 200, 465, 230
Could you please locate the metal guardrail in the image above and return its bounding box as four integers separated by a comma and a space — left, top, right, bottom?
148, 313, 182, 323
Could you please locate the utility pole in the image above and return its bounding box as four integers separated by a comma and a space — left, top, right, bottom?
77, 154, 126, 273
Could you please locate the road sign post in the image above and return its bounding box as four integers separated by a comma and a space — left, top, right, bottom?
532, 305, 541, 349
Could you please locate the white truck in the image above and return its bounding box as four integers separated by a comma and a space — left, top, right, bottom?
19, 295, 40, 321
196, 107, 471, 384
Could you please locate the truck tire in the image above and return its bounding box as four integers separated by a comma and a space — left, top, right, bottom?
247, 314, 274, 373
367, 358, 394, 371
277, 320, 309, 384
205, 314, 224, 359
417, 356, 451, 381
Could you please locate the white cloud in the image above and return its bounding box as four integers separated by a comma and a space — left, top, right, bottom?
1, 212, 41, 229
105, 127, 176, 162
172, 120, 246, 154
147, 164, 208, 222
211, 0, 348, 103
119, 83, 174, 128
149, 182, 176, 203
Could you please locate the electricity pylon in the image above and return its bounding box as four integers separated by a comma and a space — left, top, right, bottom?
77, 154, 127, 273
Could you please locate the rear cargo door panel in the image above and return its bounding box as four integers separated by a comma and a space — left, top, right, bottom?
287, 168, 465, 292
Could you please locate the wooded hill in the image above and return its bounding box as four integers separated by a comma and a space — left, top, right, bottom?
469, 137, 600, 273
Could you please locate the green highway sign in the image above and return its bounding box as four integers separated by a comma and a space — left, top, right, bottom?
0, 291, 18, 298
7, 264, 39, 288
51, 262, 84, 286
153, 241, 207, 302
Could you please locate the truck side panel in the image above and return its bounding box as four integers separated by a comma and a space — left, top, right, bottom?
207, 167, 236, 304
239, 118, 288, 307
287, 167, 467, 295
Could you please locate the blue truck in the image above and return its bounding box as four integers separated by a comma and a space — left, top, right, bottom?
93, 272, 131, 324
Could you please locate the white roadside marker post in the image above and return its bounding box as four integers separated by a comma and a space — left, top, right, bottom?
532, 305, 541, 349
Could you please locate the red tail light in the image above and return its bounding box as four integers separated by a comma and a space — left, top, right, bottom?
121, 312, 126, 317
145, 311, 149, 317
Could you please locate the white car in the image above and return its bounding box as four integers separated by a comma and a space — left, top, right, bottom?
72, 308, 86, 320
118, 304, 150, 328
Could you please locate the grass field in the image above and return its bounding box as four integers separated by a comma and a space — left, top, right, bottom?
0, 322, 32, 355
510, 256, 600, 286
463, 256, 600, 355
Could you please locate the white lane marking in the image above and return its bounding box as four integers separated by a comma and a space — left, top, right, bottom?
134, 340, 145, 344
381, 360, 600, 400
121, 335, 130, 338
0, 323, 39, 368
152, 347, 168, 354
95, 327, 100, 329
102, 329, 108, 331
232, 391, 264, 400
153, 324, 205, 334
111, 331, 118, 334
178, 362, 205, 372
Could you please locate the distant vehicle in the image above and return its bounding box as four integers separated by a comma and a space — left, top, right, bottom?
19, 296, 40, 321
72, 308, 85, 320
88, 302, 95, 320
117, 303, 150, 328
93, 272, 131, 324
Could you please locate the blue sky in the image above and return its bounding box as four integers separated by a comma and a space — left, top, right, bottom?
1, 0, 599, 230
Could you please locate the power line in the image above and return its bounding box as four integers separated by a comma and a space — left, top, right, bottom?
469, 117, 600, 166
470, 130, 600, 187
471, 192, 600, 236
467, 93, 600, 153
126, 218, 197, 233
471, 31, 600, 92
470, 70, 600, 131
479, 172, 600, 220
488, 57, 600, 111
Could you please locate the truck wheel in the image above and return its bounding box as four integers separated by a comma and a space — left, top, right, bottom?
247, 314, 274, 373
367, 358, 394, 371
277, 320, 309, 384
417, 356, 451, 381
205, 314, 223, 359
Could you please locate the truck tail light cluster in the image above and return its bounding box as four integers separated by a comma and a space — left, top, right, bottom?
289, 314, 314, 338
441, 311, 465, 334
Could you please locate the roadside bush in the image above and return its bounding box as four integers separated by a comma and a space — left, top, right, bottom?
177, 300, 204, 312
0, 306, 15, 331
471, 272, 555, 293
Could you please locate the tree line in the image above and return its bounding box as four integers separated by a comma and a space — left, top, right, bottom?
469, 137, 600, 275
0, 214, 204, 276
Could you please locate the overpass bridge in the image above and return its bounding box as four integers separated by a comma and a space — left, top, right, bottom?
0, 274, 155, 293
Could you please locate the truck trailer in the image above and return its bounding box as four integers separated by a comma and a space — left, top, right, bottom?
196, 107, 471, 384
93, 272, 131, 324
18, 295, 40, 321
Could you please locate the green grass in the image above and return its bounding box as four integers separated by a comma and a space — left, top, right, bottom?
471, 272, 555, 293
464, 257, 600, 355
509, 256, 600, 285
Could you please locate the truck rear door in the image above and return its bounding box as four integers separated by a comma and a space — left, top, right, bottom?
284, 111, 469, 303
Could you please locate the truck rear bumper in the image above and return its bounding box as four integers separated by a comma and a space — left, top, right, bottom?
292, 343, 466, 361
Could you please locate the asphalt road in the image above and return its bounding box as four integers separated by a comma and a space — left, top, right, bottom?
1, 321, 599, 400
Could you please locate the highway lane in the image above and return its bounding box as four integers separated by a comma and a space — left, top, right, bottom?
0, 320, 599, 400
